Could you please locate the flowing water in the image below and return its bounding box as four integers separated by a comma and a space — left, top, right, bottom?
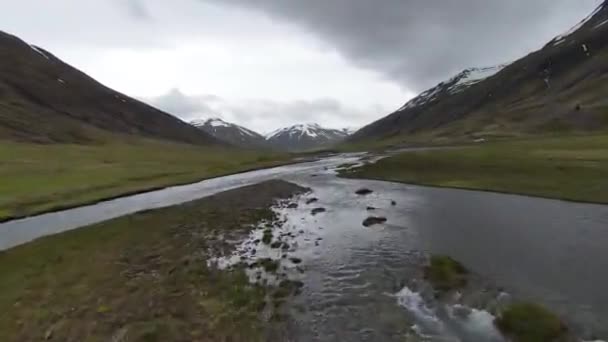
2, 154, 608, 341
261, 172, 608, 341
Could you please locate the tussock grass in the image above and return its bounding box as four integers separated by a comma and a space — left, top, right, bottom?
342, 134, 608, 203
0, 139, 289, 221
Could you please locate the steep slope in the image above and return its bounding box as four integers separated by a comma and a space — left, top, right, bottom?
266, 123, 349, 151
191, 117, 268, 148
350, 1, 608, 143
0, 30, 219, 145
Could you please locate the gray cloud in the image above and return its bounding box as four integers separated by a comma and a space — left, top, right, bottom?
123, 0, 152, 20
145, 89, 381, 133
204, 0, 601, 91
144, 88, 217, 121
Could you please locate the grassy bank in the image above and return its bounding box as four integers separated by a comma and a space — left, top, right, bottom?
0, 139, 291, 221
341, 134, 608, 204
0, 180, 306, 341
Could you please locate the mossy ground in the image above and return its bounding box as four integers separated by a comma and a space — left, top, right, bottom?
0, 180, 306, 342
424, 255, 468, 292
495, 302, 568, 342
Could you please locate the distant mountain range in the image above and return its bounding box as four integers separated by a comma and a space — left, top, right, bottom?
265, 123, 350, 151
191, 119, 353, 151
349, 0, 608, 144
191, 118, 267, 148
9, 0, 603, 153
0, 31, 219, 145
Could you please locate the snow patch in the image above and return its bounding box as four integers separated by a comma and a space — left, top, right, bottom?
191, 118, 262, 139
207, 118, 230, 127
30, 45, 50, 60
397, 85, 443, 111
448, 65, 506, 94
57, 78, 65, 84
265, 123, 348, 142
397, 64, 505, 112
594, 18, 608, 29
341, 127, 358, 135
551, 2, 604, 45
553, 37, 567, 46
237, 126, 257, 137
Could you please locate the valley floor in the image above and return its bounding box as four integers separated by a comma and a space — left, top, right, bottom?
341, 134, 608, 204
0, 140, 290, 222
0, 180, 306, 342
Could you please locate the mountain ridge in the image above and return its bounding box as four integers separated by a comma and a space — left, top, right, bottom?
0, 30, 220, 145
190, 118, 352, 151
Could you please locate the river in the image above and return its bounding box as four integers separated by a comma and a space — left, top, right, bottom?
2, 153, 608, 341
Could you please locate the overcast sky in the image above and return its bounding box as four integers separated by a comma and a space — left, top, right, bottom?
1, 0, 602, 133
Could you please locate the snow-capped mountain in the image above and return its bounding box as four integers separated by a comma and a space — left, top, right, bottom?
548, 2, 607, 47
341, 127, 360, 135
191, 118, 268, 148
266, 123, 349, 151
350, 0, 608, 143
190, 119, 354, 151
397, 64, 507, 112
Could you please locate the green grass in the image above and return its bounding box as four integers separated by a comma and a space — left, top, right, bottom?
495, 302, 567, 342
0, 139, 290, 221
259, 258, 280, 273
424, 255, 468, 292
262, 229, 274, 245
341, 134, 608, 204
0, 180, 305, 342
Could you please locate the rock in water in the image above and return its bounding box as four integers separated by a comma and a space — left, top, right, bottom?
363, 216, 387, 227
356, 188, 373, 195
311, 208, 326, 215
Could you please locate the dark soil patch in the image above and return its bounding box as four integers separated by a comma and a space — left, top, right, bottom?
306, 198, 319, 204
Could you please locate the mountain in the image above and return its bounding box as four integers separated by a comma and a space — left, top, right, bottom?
0, 30, 219, 145
341, 127, 360, 135
350, 1, 608, 144
266, 123, 349, 151
191, 118, 354, 151
190, 117, 268, 148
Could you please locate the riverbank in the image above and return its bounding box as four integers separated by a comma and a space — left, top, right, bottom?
340, 134, 608, 204
0, 140, 293, 222
0, 180, 308, 341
